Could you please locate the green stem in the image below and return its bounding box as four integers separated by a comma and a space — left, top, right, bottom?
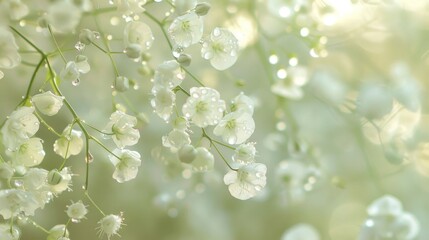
211, 138, 236, 150
144, 12, 173, 50
255, 40, 275, 85
212, 142, 237, 171
91, 9, 120, 77
90, 137, 121, 160
34, 111, 62, 137
81, 121, 114, 135
9, 26, 45, 55
28, 218, 50, 234
182, 68, 205, 87
202, 129, 237, 170
85, 191, 105, 216
20, 58, 45, 106
47, 25, 67, 63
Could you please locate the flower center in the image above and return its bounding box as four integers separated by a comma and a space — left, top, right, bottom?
237, 169, 249, 182
181, 20, 190, 31
212, 42, 225, 54
195, 101, 207, 113
226, 119, 236, 130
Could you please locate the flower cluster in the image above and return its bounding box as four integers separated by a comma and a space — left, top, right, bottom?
359, 195, 420, 240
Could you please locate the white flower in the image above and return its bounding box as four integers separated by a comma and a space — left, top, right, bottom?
224, 163, 267, 200
230, 92, 254, 114
53, 125, 84, 159
47, 0, 82, 33
0, 27, 20, 69
393, 212, 420, 239
190, 147, 214, 172
22, 168, 52, 210
60, 58, 90, 83
66, 200, 88, 221
162, 129, 191, 152
281, 224, 320, 240
105, 111, 140, 148
213, 111, 255, 145
0, 224, 20, 240
151, 86, 176, 121
4, 0, 29, 20
362, 101, 420, 145
23, 168, 48, 191
124, 21, 154, 53
114, 0, 146, 16
367, 195, 403, 218
11, 137, 45, 167
60, 61, 80, 82
201, 28, 239, 70
47, 225, 69, 240
49, 167, 72, 194
168, 12, 203, 48
109, 149, 141, 183
31, 91, 64, 116
178, 144, 197, 163
153, 60, 185, 89
232, 142, 256, 163
1, 106, 39, 151
97, 214, 123, 239
182, 87, 226, 127
0, 189, 39, 219
271, 66, 308, 100
74, 55, 90, 74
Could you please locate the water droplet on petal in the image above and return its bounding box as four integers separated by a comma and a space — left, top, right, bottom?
93, 31, 100, 39
72, 78, 80, 86
14, 180, 23, 187
75, 42, 85, 51
213, 28, 221, 37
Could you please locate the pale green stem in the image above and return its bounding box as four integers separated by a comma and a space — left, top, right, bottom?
85, 191, 106, 216
47, 25, 67, 63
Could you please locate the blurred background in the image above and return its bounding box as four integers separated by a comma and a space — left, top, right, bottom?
1, 0, 429, 239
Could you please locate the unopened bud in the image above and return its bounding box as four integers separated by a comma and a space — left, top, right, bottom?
178, 144, 197, 163
125, 44, 142, 59
177, 53, 192, 66
195, 2, 211, 16
115, 76, 130, 92
79, 29, 95, 45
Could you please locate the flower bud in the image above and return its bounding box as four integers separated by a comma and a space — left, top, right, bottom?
173, 116, 188, 130
32, 91, 64, 116
75, 55, 90, 74
195, 2, 211, 16
115, 76, 130, 92
138, 65, 153, 76
79, 29, 95, 45
178, 144, 197, 163
177, 53, 192, 66
125, 43, 142, 59
48, 169, 63, 185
